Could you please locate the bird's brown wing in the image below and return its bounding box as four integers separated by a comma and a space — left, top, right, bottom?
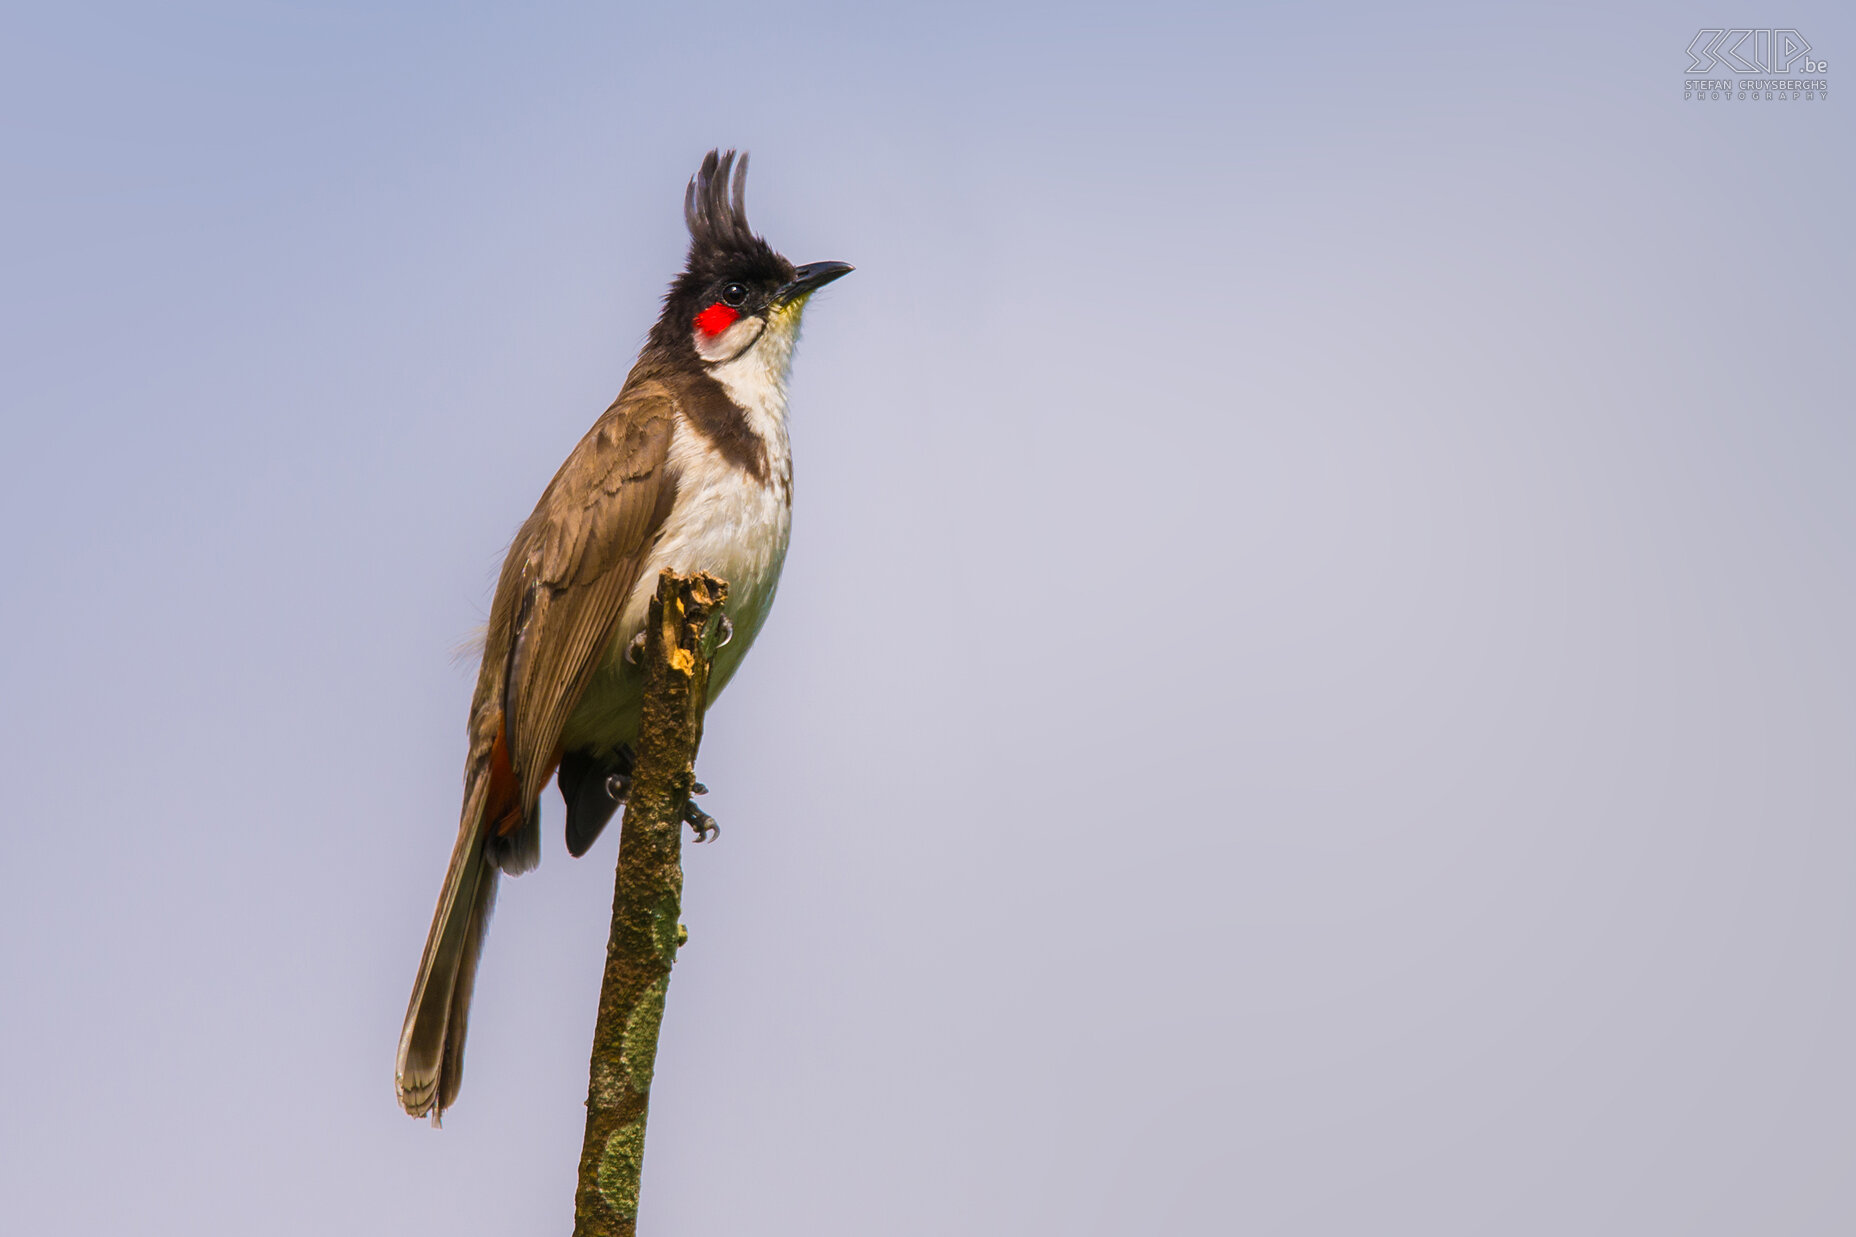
472, 378, 679, 845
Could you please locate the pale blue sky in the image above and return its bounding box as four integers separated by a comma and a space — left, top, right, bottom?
2, 3, 1852, 1233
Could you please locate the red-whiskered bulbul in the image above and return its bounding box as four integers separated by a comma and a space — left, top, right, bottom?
396, 150, 850, 1120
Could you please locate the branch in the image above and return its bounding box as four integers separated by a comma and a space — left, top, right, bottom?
572, 570, 728, 1236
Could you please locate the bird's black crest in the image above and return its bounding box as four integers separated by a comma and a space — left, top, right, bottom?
684, 149, 758, 255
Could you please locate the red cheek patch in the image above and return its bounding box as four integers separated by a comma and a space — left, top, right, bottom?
693, 303, 740, 337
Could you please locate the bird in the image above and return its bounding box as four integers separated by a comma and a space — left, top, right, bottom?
395, 149, 850, 1121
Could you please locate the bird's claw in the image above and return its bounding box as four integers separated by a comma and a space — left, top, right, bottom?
683, 798, 720, 843
715, 614, 735, 648
624, 631, 647, 665
604, 773, 630, 803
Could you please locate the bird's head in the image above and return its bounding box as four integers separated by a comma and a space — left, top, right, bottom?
652, 150, 851, 371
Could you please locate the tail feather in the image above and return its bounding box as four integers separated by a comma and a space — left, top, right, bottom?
400, 704, 549, 1120
434, 859, 497, 1116
397, 774, 499, 1121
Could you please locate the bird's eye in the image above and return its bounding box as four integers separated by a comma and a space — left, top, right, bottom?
720, 282, 749, 307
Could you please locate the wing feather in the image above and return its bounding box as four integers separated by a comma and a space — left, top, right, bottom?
475, 381, 678, 825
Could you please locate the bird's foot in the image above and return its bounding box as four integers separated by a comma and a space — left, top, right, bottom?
683, 797, 720, 844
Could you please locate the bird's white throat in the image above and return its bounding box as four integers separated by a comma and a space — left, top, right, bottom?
693, 301, 806, 455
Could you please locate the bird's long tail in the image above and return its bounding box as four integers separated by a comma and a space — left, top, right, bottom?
397, 708, 542, 1121
395, 766, 500, 1122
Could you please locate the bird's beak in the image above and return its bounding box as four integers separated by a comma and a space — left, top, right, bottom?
775, 261, 854, 306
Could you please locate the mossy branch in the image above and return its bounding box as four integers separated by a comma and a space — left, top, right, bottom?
572, 570, 727, 1237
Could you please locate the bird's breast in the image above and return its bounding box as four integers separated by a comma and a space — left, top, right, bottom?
650, 415, 794, 686
560, 414, 792, 754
